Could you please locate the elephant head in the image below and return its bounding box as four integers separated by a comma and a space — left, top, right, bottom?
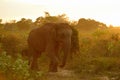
27, 23, 72, 72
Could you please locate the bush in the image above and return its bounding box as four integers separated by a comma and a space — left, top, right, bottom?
69, 55, 120, 75
71, 27, 80, 57
1, 31, 27, 56
0, 52, 30, 80
89, 57, 120, 73
0, 52, 43, 80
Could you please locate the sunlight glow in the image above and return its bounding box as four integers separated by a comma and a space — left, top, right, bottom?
0, 0, 120, 26
12, 0, 41, 5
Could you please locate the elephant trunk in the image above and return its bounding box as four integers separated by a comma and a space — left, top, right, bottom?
60, 38, 71, 68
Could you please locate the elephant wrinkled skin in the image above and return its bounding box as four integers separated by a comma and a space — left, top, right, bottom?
27, 23, 72, 72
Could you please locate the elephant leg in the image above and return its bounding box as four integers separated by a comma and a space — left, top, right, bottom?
31, 54, 38, 70
59, 39, 71, 68
49, 59, 58, 72
46, 43, 59, 72
29, 48, 41, 71
48, 52, 59, 72
49, 45, 60, 72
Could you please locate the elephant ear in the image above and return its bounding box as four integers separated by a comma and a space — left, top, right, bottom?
54, 24, 61, 42
50, 24, 59, 42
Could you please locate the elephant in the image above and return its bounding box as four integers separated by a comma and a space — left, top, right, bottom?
27, 23, 72, 72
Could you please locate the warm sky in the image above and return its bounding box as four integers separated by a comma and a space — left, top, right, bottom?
0, 0, 120, 26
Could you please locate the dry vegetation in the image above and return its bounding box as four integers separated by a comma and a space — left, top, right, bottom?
0, 14, 120, 80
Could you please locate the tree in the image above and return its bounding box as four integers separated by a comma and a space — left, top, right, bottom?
17, 18, 33, 30
34, 12, 69, 26
4, 20, 17, 31
77, 18, 107, 31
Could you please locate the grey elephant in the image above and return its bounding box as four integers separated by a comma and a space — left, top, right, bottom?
27, 23, 72, 72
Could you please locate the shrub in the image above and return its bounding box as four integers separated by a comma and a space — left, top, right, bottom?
0, 52, 30, 80
71, 27, 80, 57
69, 55, 120, 75
89, 57, 120, 73
1, 32, 27, 57
0, 52, 43, 80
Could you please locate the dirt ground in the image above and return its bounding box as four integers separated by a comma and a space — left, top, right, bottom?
0, 70, 111, 80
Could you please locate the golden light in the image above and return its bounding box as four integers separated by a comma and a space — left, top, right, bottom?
17, 0, 40, 4
0, 0, 120, 26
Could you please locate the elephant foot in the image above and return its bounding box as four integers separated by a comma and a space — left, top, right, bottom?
30, 64, 40, 71
49, 64, 58, 72
49, 66, 58, 72
59, 64, 65, 68
49, 60, 59, 72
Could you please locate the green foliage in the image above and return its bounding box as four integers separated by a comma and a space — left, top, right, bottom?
12, 55, 30, 79
0, 52, 43, 80
0, 52, 29, 80
0, 52, 12, 72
